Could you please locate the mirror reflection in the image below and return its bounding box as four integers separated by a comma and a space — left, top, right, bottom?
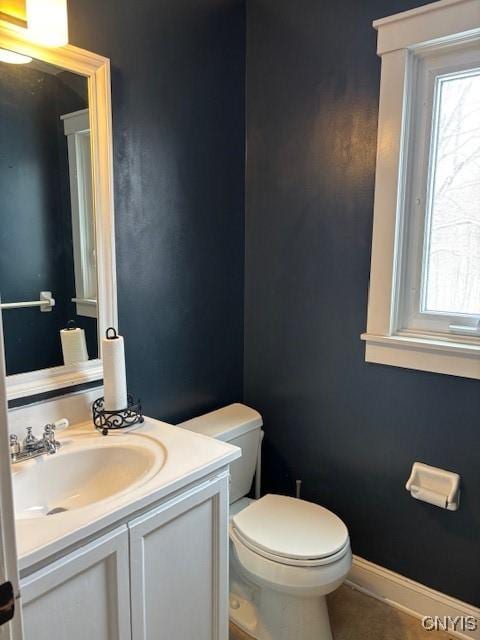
0, 57, 98, 376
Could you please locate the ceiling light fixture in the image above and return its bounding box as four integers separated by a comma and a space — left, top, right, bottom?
0, 0, 68, 47
26, 0, 68, 47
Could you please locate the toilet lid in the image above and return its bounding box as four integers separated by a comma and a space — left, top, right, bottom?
232, 494, 349, 561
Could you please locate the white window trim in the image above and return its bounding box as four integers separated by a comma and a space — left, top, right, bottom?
362, 0, 480, 380
62, 108, 98, 319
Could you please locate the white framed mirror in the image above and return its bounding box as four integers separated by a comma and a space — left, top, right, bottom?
0, 24, 117, 400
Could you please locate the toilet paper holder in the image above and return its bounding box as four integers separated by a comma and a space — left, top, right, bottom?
406, 462, 460, 511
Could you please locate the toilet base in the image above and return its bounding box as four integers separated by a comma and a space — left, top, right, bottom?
230, 589, 333, 640
230, 593, 259, 637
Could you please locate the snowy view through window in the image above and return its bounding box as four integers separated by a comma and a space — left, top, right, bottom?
423, 70, 480, 316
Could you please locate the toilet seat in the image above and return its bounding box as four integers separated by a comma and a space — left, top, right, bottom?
230, 525, 352, 598
231, 526, 350, 567
231, 494, 350, 568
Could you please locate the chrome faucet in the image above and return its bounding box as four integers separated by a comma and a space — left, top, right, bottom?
10, 424, 62, 464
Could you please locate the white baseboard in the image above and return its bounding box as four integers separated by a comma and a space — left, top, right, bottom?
347, 555, 480, 640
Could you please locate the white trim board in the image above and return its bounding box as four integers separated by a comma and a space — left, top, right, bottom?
347, 555, 480, 640
373, 0, 480, 55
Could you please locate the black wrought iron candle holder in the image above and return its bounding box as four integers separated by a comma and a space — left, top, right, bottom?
92, 395, 144, 435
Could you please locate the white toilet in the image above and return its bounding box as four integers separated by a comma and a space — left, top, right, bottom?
180, 403, 352, 640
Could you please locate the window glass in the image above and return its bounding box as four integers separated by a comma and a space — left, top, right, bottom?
422, 70, 480, 316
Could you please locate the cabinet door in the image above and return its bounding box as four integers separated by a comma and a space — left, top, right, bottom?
129, 473, 229, 640
21, 525, 131, 640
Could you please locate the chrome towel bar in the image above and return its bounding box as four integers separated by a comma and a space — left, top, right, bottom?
0, 291, 55, 312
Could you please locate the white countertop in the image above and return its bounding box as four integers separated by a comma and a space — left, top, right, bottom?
15, 416, 240, 572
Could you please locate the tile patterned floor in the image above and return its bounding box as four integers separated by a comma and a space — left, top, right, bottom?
230, 584, 455, 640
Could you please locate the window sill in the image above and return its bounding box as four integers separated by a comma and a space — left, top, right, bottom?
72, 297, 98, 319
361, 332, 480, 380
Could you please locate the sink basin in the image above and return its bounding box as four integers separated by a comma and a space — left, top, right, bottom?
13, 434, 166, 520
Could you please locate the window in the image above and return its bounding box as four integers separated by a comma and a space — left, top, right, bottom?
362, 0, 480, 379
400, 44, 480, 336
62, 109, 98, 319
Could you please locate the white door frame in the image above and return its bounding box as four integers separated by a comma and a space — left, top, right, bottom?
0, 309, 23, 639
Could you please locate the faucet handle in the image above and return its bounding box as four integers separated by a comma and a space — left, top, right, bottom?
9, 434, 20, 457
54, 418, 69, 432
43, 424, 55, 442
43, 424, 60, 451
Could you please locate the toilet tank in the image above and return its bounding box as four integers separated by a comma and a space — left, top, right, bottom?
179, 403, 263, 503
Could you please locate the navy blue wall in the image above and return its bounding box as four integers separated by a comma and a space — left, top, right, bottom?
245, 0, 480, 605
64, 0, 479, 605
68, 0, 246, 422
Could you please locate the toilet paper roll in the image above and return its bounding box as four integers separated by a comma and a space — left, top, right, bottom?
410, 485, 447, 508
60, 327, 89, 365
102, 328, 128, 411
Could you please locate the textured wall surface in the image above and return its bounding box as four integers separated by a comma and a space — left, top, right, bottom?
47, 0, 480, 605
244, 0, 480, 605
68, 0, 246, 422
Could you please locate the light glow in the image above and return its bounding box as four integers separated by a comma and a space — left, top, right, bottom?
26, 0, 68, 47
0, 48, 32, 64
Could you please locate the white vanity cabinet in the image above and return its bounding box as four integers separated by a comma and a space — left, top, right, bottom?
129, 474, 229, 640
21, 526, 131, 640
20, 471, 230, 640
